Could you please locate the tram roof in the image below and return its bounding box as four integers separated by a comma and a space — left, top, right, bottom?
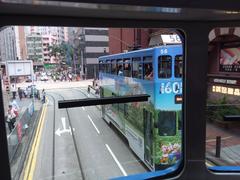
99, 45, 181, 60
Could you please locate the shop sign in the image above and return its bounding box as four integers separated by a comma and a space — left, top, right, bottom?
212, 85, 240, 96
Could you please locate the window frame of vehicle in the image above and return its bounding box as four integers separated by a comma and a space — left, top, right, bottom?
158, 55, 172, 79
132, 57, 143, 79
143, 56, 153, 80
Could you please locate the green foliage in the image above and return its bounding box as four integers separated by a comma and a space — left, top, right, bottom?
206, 96, 240, 122
48, 42, 74, 65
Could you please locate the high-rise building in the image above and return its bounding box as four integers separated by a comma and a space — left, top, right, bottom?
26, 26, 66, 44
26, 33, 44, 62
68, 27, 109, 78
0, 26, 17, 61
15, 26, 27, 60
42, 34, 58, 63
84, 27, 109, 64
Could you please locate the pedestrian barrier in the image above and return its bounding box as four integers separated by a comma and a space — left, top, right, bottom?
6, 102, 41, 179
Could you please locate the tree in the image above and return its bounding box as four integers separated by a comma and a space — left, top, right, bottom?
48, 42, 74, 66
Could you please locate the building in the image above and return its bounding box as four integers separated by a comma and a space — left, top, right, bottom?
68, 27, 109, 78
109, 28, 149, 54
42, 34, 58, 63
26, 33, 44, 71
26, 26, 66, 44
208, 27, 240, 103
0, 26, 17, 61
14, 26, 27, 60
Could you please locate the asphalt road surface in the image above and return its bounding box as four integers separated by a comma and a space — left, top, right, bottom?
33, 87, 147, 180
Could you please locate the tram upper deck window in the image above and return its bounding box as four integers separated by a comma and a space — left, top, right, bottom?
111, 59, 117, 75
143, 56, 153, 80
158, 55, 172, 78
106, 60, 111, 73
123, 58, 131, 77
117, 59, 123, 76
175, 55, 183, 78
99, 60, 104, 73
132, 57, 142, 79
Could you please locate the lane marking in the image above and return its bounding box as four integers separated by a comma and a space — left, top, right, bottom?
23, 103, 46, 180
88, 115, 100, 134
23, 100, 48, 180
105, 144, 127, 176
206, 136, 232, 143
82, 107, 85, 111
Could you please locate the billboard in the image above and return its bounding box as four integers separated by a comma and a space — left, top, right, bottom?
6, 60, 33, 76
220, 47, 240, 72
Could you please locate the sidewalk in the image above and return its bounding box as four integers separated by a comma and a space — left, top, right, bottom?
5, 97, 36, 135
206, 121, 240, 166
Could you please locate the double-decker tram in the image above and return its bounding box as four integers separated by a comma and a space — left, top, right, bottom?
98, 45, 183, 170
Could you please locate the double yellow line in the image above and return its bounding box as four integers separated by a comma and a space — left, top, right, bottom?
23, 99, 48, 180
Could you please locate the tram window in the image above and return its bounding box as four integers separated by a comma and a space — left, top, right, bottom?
103, 63, 107, 73
99, 60, 103, 72
143, 56, 153, 80
123, 58, 131, 77
117, 59, 123, 76
158, 111, 176, 136
175, 55, 183, 78
111, 59, 117, 74
158, 55, 172, 78
132, 57, 142, 79
106, 60, 111, 73
99, 61, 105, 73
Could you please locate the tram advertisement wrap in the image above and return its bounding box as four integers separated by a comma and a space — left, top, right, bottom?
101, 75, 181, 169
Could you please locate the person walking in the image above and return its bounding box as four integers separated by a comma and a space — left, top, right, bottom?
18, 87, 23, 100
10, 83, 17, 99
42, 89, 46, 103
6, 105, 16, 132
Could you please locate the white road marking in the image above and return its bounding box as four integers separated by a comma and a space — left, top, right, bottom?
87, 115, 100, 134
55, 117, 72, 136
105, 144, 127, 176
82, 107, 85, 111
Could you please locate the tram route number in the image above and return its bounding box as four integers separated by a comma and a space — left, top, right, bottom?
159, 82, 182, 94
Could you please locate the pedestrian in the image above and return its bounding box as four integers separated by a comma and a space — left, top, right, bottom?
24, 88, 28, 98
10, 83, 17, 99
95, 84, 100, 95
18, 87, 23, 100
68, 72, 72, 82
11, 99, 19, 117
87, 85, 91, 97
42, 89, 46, 103
6, 105, 16, 132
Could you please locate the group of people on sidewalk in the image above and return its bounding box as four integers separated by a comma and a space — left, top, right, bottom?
6, 100, 19, 133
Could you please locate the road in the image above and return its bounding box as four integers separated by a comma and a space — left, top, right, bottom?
32, 87, 147, 180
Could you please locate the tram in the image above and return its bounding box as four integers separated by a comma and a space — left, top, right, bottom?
98, 45, 183, 170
